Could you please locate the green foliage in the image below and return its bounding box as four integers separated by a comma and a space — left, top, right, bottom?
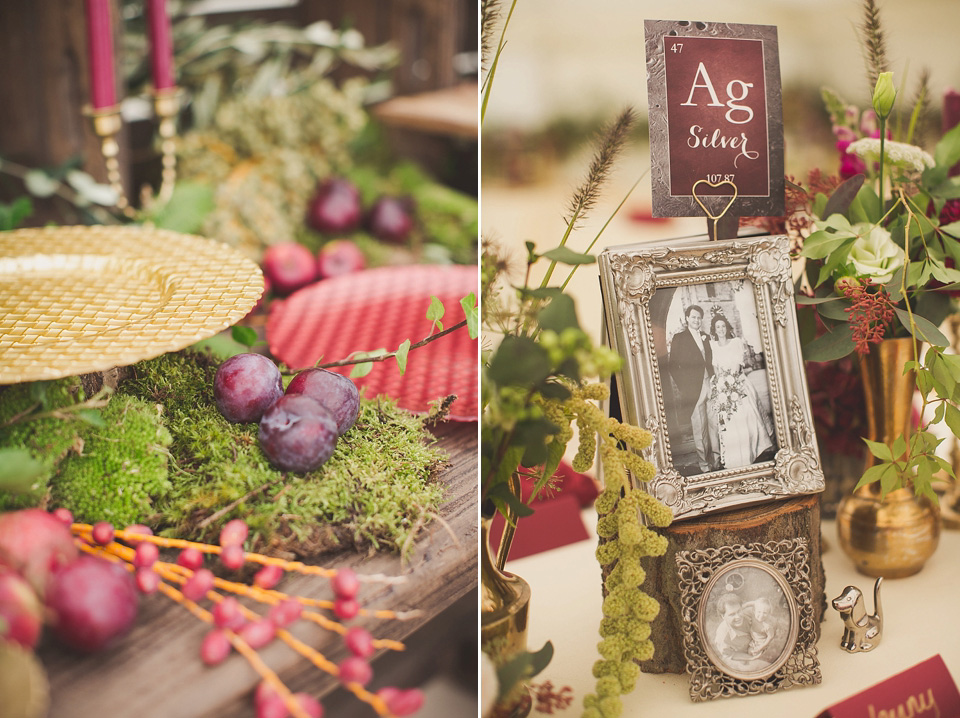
496, 641, 554, 701
147, 182, 216, 234
0, 197, 33, 231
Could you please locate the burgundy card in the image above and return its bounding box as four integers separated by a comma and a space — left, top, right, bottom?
644, 20, 784, 219
816, 655, 960, 718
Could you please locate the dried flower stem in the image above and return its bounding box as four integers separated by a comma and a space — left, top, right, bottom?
859, 0, 888, 95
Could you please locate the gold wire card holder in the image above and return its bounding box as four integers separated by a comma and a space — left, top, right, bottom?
0, 225, 263, 384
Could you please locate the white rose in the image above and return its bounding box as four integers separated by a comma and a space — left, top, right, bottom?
849, 224, 904, 284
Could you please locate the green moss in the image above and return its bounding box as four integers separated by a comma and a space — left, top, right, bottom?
50, 394, 173, 526
121, 350, 446, 555
0, 378, 86, 511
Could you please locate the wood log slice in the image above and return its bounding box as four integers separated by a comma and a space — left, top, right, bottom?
633, 494, 825, 674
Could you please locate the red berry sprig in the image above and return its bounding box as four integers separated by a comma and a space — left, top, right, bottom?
68, 518, 425, 718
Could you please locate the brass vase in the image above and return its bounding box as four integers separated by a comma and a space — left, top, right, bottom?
480, 516, 532, 717
836, 338, 941, 578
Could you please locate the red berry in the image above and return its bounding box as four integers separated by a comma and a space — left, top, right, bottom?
254, 564, 284, 590
91, 521, 115, 546
238, 619, 275, 649
182, 568, 214, 602
212, 596, 246, 630
343, 626, 374, 658
220, 544, 246, 571
338, 656, 372, 686
135, 567, 160, 594
133, 542, 159, 568
333, 597, 358, 621
177, 547, 204, 571
255, 680, 281, 708
52, 508, 74, 526
378, 688, 424, 716
201, 628, 232, 666
124, 524, 154, 538
293, 693, 324, 718
0, 508, 78, 598
330, 568, 358, 600
256, 695, 289, 718
267, 598, 302, 628
46, 555, 139, 653
0, 567, 43, 649
220, 519, 249, 547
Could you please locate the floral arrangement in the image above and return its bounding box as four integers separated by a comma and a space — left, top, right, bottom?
481, 3, 670, 717
709, 370, 749, 427
782, 0, 960, 500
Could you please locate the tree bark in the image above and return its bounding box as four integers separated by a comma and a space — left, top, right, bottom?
635, 494, 826, 674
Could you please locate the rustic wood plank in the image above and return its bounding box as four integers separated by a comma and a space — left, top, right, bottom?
39, 420, 477, 718
372, 83, 478, 140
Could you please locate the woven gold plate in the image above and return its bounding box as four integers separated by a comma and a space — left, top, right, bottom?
0, 225, 263, 384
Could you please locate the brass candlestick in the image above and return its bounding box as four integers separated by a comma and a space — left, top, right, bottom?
152, 88, 181, 206
86, 88, 181, 217
86, 105, 135, 218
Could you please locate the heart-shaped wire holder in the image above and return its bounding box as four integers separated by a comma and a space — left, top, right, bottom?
84, 88, 181, 218
692, 178, 739, 241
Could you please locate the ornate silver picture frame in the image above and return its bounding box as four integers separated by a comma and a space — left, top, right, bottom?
598, 234, 823, 521
677, 539, 821, 701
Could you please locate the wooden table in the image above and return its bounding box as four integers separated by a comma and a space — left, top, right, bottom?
39, 420, 478, 718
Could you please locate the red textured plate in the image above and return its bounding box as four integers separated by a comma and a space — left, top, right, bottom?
266, 265, 478, 421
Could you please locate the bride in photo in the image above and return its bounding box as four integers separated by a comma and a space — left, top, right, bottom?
708, 312, 774, 469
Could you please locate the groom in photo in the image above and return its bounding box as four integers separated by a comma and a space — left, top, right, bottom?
669, 304, 719, 473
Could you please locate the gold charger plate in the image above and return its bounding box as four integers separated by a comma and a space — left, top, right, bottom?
0, 225, 263, 384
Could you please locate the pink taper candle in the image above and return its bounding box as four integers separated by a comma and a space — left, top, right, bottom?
84, 0, 117, 109
146, 0, 175, 91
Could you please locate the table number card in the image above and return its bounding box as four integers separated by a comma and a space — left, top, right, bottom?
644, 20, 784, 219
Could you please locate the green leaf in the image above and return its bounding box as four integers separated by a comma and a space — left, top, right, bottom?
496, 642, 554, 701
945, 403, 960, 439
231, 325, 259, 348
348, 349, 386, 378
519, 287, 564, 300
515, 417, 560, 467
891, 433, 907, 460
0, 448, 48, 496
0, 197, 33, 231
395, 339, 411, 374
460, 293, 479, 339
537, 294, 580, 333
924, 121, 960, 188
855, 462, 893, 489
802, 324, 854, 361
29, 381, 50, 410
541, 246, 597, 265
75, 409, 105, 427
486, 481, 535, 520
822, 174, 865, 219
538, 382, 572, 400
893, 308, 949, 347
487, 336, 552, 387
148, 182, 215, 234
426, 295, 445, 332
863, 438, 893, 462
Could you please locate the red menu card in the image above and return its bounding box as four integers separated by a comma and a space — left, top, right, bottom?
816, 655, 960, 718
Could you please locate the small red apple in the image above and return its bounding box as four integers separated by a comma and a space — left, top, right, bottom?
0, 568, 43, 649
306, 178, 363, 234
316, 240, 366, 279
261, 243, 317, 296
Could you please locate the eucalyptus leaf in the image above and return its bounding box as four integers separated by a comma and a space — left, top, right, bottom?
538, 294, 580, 333
822, 174, 865, 219
488, 336, 551, 387
894, 308, 949, 347
802, 324, 854, 361
496, 642, 554, 701
231, 325, 259, 347
23, 170, 60, 198
486, 481, 535, 520
541, 246, 596, 265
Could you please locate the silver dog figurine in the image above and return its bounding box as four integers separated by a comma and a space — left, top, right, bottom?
831, 577, 883, 653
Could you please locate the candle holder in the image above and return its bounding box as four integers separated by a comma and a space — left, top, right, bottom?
152, 87, 181, 206
85, 105, 136, 218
